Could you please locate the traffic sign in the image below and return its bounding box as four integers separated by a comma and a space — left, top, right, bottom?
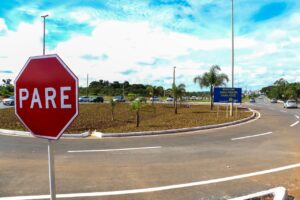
214, 87, 242, 103
15, 54, 78, 140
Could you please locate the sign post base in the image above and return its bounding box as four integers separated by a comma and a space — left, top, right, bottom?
48, 140, 56, 200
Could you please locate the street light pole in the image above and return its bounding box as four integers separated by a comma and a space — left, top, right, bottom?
230, 0, 235, 117
231, 0, 234, 89
41, 14, 48, 56
173, 66, 176, 107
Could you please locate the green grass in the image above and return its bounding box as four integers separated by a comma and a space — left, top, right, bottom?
242, 96, 250, 103
0, 103, 252, 134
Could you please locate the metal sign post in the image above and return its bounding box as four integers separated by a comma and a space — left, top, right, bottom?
15, 14, 78, 200
41, 14, 57, 200
48, 140, 56, 200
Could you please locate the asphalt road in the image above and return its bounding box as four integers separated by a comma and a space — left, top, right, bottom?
0, 97, 300, 199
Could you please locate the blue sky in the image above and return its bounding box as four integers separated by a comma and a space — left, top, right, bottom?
1, 0, 300, 91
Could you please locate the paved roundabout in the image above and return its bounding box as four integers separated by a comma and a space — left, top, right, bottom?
0, 97, 300, 199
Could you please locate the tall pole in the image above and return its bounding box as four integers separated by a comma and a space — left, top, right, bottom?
41, 15, 48, 56
123, 83, 125, 98
230, 0, 234, 116
42, 14, 56, 200
173, 66, 176, 107
86, 74, 89, 97
231, 0, 234, 89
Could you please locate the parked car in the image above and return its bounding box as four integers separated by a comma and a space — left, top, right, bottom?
190, 96, 197, 100
112, 96, 125, 102
78, 96, 90, 102
3, 96, 15, 106
166, 97, 174, 102
150, 96, 160, 102
134, 97, 147, 103
90, 96, 104, 103
270, 98, 277, 103
284, 99, 298, 108
249, 97, 255, 103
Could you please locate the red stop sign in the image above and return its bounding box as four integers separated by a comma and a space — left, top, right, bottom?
15, 54, 78, 140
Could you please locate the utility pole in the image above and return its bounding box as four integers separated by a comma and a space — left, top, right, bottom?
123, 82, 125, 98
173, 66, 176, 107
86, 74, 89, 97
230, 0, 235, 117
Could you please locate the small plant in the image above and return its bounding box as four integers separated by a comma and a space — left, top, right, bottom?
110, 99, 117, 121
130, 99, 151, 127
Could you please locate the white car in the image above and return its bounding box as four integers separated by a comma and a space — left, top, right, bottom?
3, 96, 15, 106
78, 96, 90, 102
166, 97, 174, 102
150, 96, 160, 102
284, 100, 298, 108
190, 96, 197, 100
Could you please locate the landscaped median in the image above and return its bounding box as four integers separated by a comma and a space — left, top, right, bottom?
0, 103, 255, 138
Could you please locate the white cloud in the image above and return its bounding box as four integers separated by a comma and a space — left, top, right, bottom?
0, 20, 42, 76
0, 18, 7, 31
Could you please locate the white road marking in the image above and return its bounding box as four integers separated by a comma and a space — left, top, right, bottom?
280, 110, 287, 113
231, 132, 273, 141
68, 146, 162, 153
295, 115, 300, 119
3, 162, 300, 200
290, 121, 299, 127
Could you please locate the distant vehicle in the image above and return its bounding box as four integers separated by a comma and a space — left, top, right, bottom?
3, 96, 15, 106
181, 96, 189, 101
166, 97, 174, 102
270, 98, 277, 103
135, 97, 147, 103
249, 97, 255, 103
150, 96, 160, 102
190, 96, 197, 100
90, 96, 104, 103
284, 99, 298, 108
78, 96, 90, 102
113, 96, 125, 102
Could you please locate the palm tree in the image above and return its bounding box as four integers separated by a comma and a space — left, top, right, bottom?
130, 99, 148, 127
110, 99, 117, 121
194, 65, 229, 110
173, 83, 186, 114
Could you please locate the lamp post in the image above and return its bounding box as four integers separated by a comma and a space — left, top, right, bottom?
231, 0, 234, 89
173, 66, 176, 107
230, 0, 235, 116
41, 14, 48, 55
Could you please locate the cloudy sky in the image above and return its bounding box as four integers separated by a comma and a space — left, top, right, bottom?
1, 0, 300, 91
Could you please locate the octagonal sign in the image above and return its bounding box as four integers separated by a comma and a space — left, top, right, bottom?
15, 54, 78, 140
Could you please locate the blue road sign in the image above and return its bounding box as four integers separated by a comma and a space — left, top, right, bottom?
214, 87, 242, 103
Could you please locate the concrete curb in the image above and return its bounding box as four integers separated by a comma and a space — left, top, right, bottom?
229, 186, 287, 200
98, 108, 257, 138
0, 108, 257, 139
0, 129, 90, 138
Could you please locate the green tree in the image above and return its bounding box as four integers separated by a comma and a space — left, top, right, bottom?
127, 93, 137, 101
130, 99, 145, 127
172, 83, 186, 114
193, 65, 229, 110
110, 99, 117, 121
